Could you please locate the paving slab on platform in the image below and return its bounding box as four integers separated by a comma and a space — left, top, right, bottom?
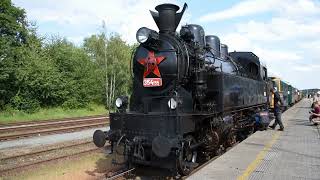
188, 99, 320, 180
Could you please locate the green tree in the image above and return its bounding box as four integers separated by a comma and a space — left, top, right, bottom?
0, 0, 134, 113
44, 37, 104, 109
83, 34, 133, 108
105, 35, 132, 97
11, 35, 64, 112
83, 33, 107, 67
0, 0, 30, 109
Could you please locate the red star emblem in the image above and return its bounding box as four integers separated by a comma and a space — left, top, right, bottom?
138, 51, 165, 78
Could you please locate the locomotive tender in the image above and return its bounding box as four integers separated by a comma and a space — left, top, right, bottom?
93, 3, 269, 175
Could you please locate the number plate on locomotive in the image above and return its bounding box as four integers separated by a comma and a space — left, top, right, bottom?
143, 78, 162, 87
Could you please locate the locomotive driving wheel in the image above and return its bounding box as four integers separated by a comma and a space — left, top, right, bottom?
177, 135, 198, 176
225, 131, 237, 148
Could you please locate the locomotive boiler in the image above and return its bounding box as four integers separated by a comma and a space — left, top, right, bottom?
93, 3, 269, 175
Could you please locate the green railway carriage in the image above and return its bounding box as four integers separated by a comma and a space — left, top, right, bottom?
280, 80, 289, 109
288, 86, 302, 105
292, 87, 299, 104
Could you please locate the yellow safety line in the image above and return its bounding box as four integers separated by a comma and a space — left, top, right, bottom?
237, 131, 281, 180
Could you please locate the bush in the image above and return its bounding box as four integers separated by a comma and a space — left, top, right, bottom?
11, 94, 40, 113
62, 98, 84, 109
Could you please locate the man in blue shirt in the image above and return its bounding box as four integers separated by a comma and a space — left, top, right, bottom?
269, 87, 284, 131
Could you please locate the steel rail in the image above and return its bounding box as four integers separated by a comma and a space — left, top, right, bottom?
0, 122, 109, 141
105, 168, 136, 180
1, 141, 93, 161
0, 115, 108, 127
0, 116, 108, 130
0, 117, 108, 133
0, 148, 101, 174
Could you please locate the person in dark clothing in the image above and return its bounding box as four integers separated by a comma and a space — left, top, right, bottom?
269, 88, 284, 131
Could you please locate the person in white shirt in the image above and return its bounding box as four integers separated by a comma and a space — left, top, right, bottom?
313, 92, 320, 103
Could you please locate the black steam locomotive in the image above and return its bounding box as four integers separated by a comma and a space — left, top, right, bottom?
93, 3, 269, 175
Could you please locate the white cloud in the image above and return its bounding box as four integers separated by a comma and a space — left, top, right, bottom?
236, 18, 320, 43
199, 0, 277, 22
292, 64, 320, 72
203, 0, 320, 89
301, 40, 320, 49
13, 0, 319, 89
223, 33, 253, 50
199, 0, 320, 22
14, 0, 189, 43
278, 0, 320, 18
223, 33, 302, 63
68, 36, 87, 45
300, 40, 320, 59
254, 47, 302, 63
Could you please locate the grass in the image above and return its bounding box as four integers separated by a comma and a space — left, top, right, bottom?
5, 152, 112, 180
0, 104, 107, 124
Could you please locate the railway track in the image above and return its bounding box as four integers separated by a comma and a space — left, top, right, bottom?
0, 140, 110, 175
104, 141, 241, 179
0, 115, 107, 127
0, 115, 109, 141
105, 168, 136, 180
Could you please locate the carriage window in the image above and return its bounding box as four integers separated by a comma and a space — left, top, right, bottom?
248, 62, 258, 76
260, 67, 267, 80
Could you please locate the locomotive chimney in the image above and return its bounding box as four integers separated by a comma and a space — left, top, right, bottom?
150, 3, 187, 34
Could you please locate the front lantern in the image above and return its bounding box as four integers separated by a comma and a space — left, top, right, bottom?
115, 96, 128, 111
136, 27, 159, 44
168, 98, 177, 110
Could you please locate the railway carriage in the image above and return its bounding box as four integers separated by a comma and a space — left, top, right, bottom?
269, 77, 302, 110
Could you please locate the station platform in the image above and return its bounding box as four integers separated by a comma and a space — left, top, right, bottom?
188, 99, 320, 180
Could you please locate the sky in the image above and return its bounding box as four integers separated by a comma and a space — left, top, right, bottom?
12, 0, 320, 90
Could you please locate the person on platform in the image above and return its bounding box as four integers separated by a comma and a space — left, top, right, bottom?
269, 87, 284, 131
311, 92, 320, 108
313, 92, 320, 103
309, 101, 320, 125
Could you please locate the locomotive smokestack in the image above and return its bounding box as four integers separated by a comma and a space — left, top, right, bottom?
150, 3, 187, 34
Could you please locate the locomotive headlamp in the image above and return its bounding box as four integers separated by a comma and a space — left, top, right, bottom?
115, 98, 123, 108
115, 96, 128, 110
168, 98, 177, 110
136, 27, 159, 44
